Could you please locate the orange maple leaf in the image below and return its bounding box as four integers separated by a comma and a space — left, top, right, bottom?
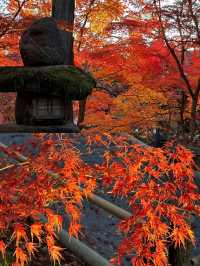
11, 224, 28, 246
14, 247, 28, 266
48, 245, 64, 266
30, 223, 43, 243
0, 240, 6, 259
25, 242, 38, 258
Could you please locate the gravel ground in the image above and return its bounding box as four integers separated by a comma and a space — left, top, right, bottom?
1, 133, 200, 266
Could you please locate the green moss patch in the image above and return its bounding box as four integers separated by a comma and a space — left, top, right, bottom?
0, 65, 96, 100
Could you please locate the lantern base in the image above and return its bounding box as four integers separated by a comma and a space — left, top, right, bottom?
0, 123, 80, 133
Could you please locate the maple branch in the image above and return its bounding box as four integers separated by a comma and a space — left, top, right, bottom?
176, 11, 185, 65
153, 0, 194, 99
187, 0, 200, 46
0, 0, 28, 39
194, 78, 200, 100
77, 0, 96, 53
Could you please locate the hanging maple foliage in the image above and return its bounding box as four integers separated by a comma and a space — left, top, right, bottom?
86, 133, 199, 266
0, 134, 96, 265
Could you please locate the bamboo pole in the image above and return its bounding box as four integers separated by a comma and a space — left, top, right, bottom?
38, 213, 110, 266
0, 142, 27, 162
0, 161, 29, 173
86, 193, 131, 219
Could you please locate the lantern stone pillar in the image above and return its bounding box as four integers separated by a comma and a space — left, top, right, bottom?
52, 0, 75, 123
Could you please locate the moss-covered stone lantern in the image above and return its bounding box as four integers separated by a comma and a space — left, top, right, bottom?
0, 17, 95, 133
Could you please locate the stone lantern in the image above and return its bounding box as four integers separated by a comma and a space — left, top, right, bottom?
0, 17, 95, 132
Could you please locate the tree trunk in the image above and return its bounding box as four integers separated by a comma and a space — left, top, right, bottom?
168, 240, 193, 266
190, 78, 200, 132
180, 91, 187, 129
168, 215, 195, 266
177, 91, 188, 134
168, 107, 172, 127
52, 0, 75, 123
190, 96, 198, 133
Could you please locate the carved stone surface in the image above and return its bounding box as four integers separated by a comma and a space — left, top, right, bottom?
20, 17, 66, 66
15, 93, 67, 126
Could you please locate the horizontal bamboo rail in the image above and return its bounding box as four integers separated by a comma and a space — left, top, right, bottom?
0, 161, 29, 173
0, 142, 28, 162
38, 213, 110, 266
48, 170, 132, 219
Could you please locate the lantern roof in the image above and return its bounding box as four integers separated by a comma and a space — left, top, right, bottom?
0, 65, 96, 100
